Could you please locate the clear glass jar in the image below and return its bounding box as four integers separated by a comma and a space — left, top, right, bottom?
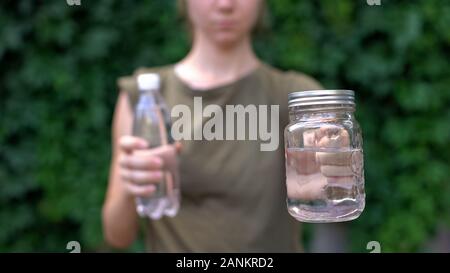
284, 90, 365, 223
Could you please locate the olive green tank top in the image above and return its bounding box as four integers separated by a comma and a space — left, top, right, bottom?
117, 63, 322, 252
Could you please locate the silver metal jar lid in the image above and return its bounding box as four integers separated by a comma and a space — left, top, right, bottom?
288, 90, 355, 107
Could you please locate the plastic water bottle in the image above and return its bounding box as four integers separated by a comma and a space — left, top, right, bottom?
133, 73, 180, 219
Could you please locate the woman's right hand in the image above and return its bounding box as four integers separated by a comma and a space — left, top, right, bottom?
286, 126, 351, 200
118, 136, 180, 198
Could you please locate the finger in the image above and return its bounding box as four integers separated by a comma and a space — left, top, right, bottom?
317, 132, 350, 148
326, 176, 354, 183
119, 154, 163, 170
327, 176, 356, 190
123, 183, 156, 198
286, 149, 319, 175
133, 144, 176, 157
302, 130, 316, 147
314, 126, 337, 141
317, 125, 343, 136
134, 145, 178, 171
120, 169, 163, 184
315, 127, 350, 148
119, 136, 148, 153
174, 142, 183, 154
320, 165, 353, 177
286, 173, 327, 200
316, 151, 352, 166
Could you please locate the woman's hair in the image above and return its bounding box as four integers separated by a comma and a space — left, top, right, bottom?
176, 0, 269, 37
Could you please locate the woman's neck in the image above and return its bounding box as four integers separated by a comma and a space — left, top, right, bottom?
175, 34, 260, 90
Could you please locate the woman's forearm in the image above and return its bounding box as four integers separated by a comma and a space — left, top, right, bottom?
102, 164, 139, 249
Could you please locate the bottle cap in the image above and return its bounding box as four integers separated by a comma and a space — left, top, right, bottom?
137, 73, 160, 91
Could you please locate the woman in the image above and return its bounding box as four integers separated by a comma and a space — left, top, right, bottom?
102, 0, 323, 252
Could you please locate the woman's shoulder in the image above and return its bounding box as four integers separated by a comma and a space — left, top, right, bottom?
256, 63, 323, 108
259, 63, 323, 92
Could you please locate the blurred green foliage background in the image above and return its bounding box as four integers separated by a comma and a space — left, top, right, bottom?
1, 0, 449, 252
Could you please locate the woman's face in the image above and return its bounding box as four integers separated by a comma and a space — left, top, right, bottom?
186, 0, 262, 48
